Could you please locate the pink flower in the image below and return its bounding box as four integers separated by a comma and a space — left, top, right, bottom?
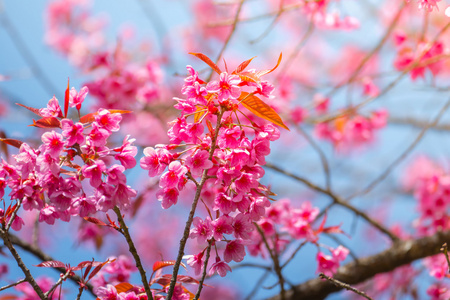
232, 213, 253, 240
156, 187, 179, 209
95, 108, 122, 132
82, 160, 107, 188
234, 172, 259, 194
39, 205, 59, 225
39, 96, 63, 118
214, 192, 236, 214
159, 161, 187, 189
186, 252, 204, 276
88, 123, 111, 147
140, 147, 170, 177
69, 86, 89, 110
185, 150, 213, 177
113, 135, 137, 169
209, 257, 232, 277
190, 217, 213, 244
95, 284, 119, 300
211, 215, 233, 241
61, 119, 84, 146
113, 184, 137, 208
224, 240, 246, 263
182, 81, 208, 105
41, 131, 64, 159
207, 72, 241, 101
316, 245, 349, 276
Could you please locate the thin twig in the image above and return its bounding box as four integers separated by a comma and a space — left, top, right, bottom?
0, 278, 26, 292
296, 125, 331, 190
7, 232, 94, 296
326, 2, 406, 98
275, 19, 314, 83
0, 228, 46, 299
281, 240, 307, 269
440, 243, 450, 274
346, 98, 450, 200
208, 2, 305, 27
193, 241, 212, 300
113, 206, 153, 300
250, 0, 284, 44
318, 273, 373, 300
207, 0, 246, 81
255, 224, 286, 300
389, 117, 450, 131
264, 163, 399, 242
268, 231, 450, 300
5, 199, 22, 232
44, 270, 72, 298
244, 270, 270, 300
166, 110, 224, 300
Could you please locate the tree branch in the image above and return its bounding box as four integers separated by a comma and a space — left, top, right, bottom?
267, 230, 450, 300
6, 232, 95, 296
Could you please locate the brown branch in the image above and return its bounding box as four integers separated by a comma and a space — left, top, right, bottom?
267, 230, 450, 300
0, 229, 46, 299
255, 224, 286, 300
326, 2, 405, 98
389, 117, 450, 131
113, 206, 153, 300
166, 110, 224, 299
0, 278, 26, 292
264, 163, 399, 242
440, 243, 450, 274
207, 0, 246, 82
193, 241, 212, 300
6, 232, 94, 296
318, 273, 373, 300
346, 98, 450, 200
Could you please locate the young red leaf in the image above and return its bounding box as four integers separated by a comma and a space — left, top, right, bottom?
0, 138, 23, 149
237, 72, 260, 84
35, 260, 66, 268
256, 52, 282, 77
232, 56, 256, 75
114, 282, 134, 294
189, 52, 222, 75
64, 78, 70, 118
16, 103, 43, 116
239, 92, 289, 131
83, 217, 107, 226
30, 117, 61, 129
79, 109, 132, 124
152, 260, 187, 272
175, 275, 202, 285
88, 259, 115, 281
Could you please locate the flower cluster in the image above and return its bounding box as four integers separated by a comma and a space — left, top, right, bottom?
247, 199, 346, 275
393, 31, 446, 81
402, 156, 450, 235
141, 55, 287, 277
45, 0, 165, 147
0, 87, 137, 229
314, 109, 388, 150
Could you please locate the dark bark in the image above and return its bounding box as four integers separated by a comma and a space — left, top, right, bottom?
267, 230, 450, 300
